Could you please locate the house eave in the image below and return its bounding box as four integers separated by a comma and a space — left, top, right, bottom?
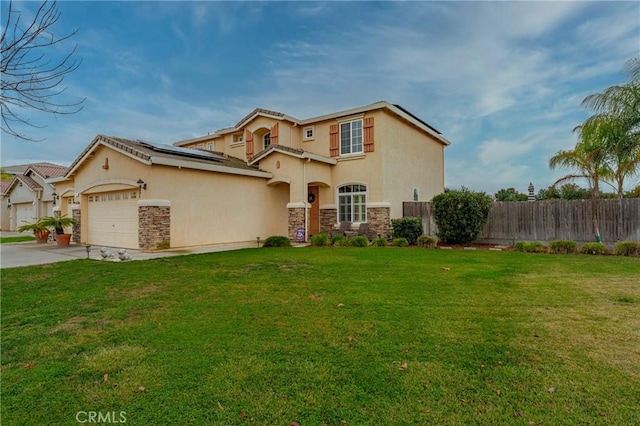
151, 156, 272, 178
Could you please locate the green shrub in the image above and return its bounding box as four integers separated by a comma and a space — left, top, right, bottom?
390, 217, 423, 245
393, 237, 409, 247
372, 238, 388, 247
332, 235, 348, 247
310, 233, 330, 246
263, 236, 291, 247
515, 241, 546, 253
432, 188, 492, 244
580, 242, 607, 255
548, 240, 576, 254
613, 241, 640, 256
417, 235, 438, 248
349, 236, 369, 247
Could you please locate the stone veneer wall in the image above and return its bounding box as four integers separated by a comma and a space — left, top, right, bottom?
367, 207, 391, 239
138, 203, 171, 251
288, 207, 306, 241
72, 208, 81, 243
320, 208, 337, 234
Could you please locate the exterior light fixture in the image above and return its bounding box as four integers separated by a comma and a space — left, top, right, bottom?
52, 192, 59, 205
136, 179, 147, 191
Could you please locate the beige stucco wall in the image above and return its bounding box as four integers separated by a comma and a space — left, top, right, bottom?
378, 110, 445, 219
57, 143, 289, 248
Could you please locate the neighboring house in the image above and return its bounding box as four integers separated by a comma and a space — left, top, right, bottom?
52, 101, 450, 250
1, 163, 68, 231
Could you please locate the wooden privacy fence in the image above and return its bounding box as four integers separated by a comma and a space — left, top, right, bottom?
403, 198, 640, 244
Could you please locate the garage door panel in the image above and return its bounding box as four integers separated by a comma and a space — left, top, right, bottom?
88, 192, 138, 249
16, 204, 35, 228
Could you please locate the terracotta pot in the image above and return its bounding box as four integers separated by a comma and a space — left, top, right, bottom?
34, 229, 51, 244
55, 233, 72, 246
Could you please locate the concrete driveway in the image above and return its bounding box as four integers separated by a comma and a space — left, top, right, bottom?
0, 233, 259, 268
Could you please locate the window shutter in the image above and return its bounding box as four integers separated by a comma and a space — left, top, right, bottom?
363, 117, 374, 153
329, 124, 339, 157
271, 123, 279, 145
245, 130, 254, 159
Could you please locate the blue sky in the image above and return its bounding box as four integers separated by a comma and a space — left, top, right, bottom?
2, 1, 639, 195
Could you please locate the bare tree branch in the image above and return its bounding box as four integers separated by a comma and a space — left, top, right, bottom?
1, 0, 85, 141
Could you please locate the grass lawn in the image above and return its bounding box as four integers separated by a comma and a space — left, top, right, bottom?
0, 235, 35, 244
2, 248, 639, 425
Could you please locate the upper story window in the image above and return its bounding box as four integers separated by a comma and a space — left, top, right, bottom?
340, 119, 363, 155
233, 134, 243, 143
263, 132, 271, 149
303, 126, 314, 141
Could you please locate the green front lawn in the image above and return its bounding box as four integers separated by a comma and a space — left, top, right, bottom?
0, 235, 35, 244
2, 248, 639, 425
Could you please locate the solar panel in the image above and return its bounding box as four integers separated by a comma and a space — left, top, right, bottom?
136, 140, 226, 162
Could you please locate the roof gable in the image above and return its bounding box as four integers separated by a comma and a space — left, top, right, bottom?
64, 135, 271, 179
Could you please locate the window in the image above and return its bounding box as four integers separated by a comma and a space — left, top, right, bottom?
303, 126, 314, 141
340, 119, 363, 155
413, 187, 419, 201
338, 184, 367, 223
263, 132, 271, 149
208, 143, 214, 151
233, 134, 243, 143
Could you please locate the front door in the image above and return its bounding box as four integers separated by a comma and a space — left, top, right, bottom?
309, 186, 319, 236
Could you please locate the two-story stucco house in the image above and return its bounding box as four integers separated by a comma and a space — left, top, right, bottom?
52, 101, 449, 250
2, 163, 68, 231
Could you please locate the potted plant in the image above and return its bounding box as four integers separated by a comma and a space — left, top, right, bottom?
40, 215, 76, 246
17, 219, 51, 243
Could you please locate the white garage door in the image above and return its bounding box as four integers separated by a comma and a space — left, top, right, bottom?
16, 203, 35, 229
87, 190, 139, 249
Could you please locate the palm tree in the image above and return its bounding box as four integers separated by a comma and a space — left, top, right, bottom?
581, 56, 640, 196
549, 125, 611, 199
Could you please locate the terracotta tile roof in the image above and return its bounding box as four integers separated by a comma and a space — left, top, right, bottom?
235, 108, 286, 128
27, 163, 68, 179
67, 135, 266, 177
14, 174, 42, 191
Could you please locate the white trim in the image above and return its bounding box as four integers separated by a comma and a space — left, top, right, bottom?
78, 179, 139, 194
138, 199, 171, 207
366, 202, 391, 208
320, 204, 336, 210
287, 202, 306, 209
336, 154, 366, 162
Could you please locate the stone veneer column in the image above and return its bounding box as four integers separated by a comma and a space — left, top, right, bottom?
288, 205, 306, 241
72, 208, 81, 243
138, 200, 171, 251
320, 208, 337, 234
367, 206, 391, 239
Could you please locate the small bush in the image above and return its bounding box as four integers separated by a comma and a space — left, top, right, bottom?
432, 188, 492, 244
263, 236, 291, 247
332, 235, 348, 247
580, 242, 607, 255
417, 235, 438, 248
372, 238, 388, 247
515, 241, 546, 253
613, 241, 640, 257
391, 217, 423, 245
310, 233, 330, 246
393, 237, 409, 247
349, 236, 369, 247
548, 240, 576, 254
